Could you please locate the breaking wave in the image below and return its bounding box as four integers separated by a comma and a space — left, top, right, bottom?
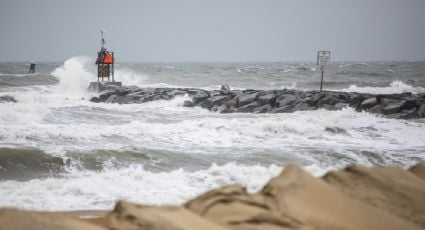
341, 80, 425, 94
0, 160, 282, 210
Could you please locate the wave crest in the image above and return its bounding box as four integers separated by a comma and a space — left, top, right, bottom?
342, 80, 425, 94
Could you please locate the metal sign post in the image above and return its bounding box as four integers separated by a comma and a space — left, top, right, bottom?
317, 51, 330, 92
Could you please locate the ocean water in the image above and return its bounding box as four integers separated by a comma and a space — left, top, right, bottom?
0, 57, 425, 211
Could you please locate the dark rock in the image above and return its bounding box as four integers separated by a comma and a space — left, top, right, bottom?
219, 107, 237, 114
380, 98, 400, 107
276, 95, 298, 107
99, 92, 114, 102
257, 93, 277, 106
385, 113, 402, 119
117, 96, 137, 104
417, 104, 425, 118
350, 94, 367, 108
168, 89, 185, 97
190, 90, 210, 104
382, 100, 406, 115
105, 95, 118, 103
237, 92, 258, 107
0, 95, 17, 103
415, 98, 425, 107
368, 104, 383, 114
318, 95, 341, 106
160, 94, 170, 100
334, 103, 350, 110
237, 102, 260, 113
336, 93, 351, 101
225, 98, 238, 109
402, 98, 418, 111
89, 97, 100, 103
116, 89, 131, 96
199, 95, 231, 109
325, 127, 347, 134
216, 104, 228, 113
360, 97, 378, 109
293, 101, 314, 111
139, 94, 156, 103
220, 85, 231, 95
400, 108, 418, 119
183, 100, 194, 107
152, 95, 162, 101
305, 94, 325, 106
320, 104, 336, 111
253, 104, 273, 113
272, 105, 293, 113
210, 105, 220, 112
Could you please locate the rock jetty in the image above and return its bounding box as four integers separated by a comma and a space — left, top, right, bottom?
2, 162, 425, 230
90, 86, 425, 119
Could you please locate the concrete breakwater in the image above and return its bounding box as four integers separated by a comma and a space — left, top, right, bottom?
90, 86, 425, 119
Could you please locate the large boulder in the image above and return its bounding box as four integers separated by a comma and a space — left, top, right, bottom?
360, 97, 378, 109
237, 102, 260, 113
257, 93, 277, 106
275, 95, 298, 107
105, 95, 118, 103
272, 105, 294, 113
318, 95, 342, 106
304, 93, 325, 107
399, 108, 418, 119
237, 92, 259, 107
188, 89, 210, 104
98, 92, 115, 102
382, 100, 406, 115
220, 85, 231, 95
254, 104, 273, 113
199, 95, 231, 110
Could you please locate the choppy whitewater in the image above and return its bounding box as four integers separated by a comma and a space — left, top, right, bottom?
0, 57, 425, 210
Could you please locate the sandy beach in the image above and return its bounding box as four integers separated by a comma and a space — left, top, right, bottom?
1, 162, 425, 230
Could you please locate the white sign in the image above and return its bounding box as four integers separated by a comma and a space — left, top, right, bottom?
317, 51, 330, 66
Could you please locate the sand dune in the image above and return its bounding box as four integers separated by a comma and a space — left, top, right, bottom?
1, 163, 425, 230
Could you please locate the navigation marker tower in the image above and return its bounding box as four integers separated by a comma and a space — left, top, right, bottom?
88, 30, 122, 92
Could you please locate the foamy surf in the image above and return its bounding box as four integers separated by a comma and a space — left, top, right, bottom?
1, 57, 425, 211
341, 80, 425, 94
0, 162, 282, 211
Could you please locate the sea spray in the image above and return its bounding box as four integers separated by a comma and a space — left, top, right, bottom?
0, 163, 282, 211
1, 59, 425, 211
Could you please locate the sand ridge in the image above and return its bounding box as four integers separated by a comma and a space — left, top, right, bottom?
1, 163, 425, 230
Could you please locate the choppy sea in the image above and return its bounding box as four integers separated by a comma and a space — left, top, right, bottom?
1, 57, 425, 210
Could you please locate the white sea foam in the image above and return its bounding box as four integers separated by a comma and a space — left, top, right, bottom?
0, 163, 282, 211
51, 56, 149, 93
2, 102, 424, 169
341, 80, 425, 94
52, 56, 95, 95
2, 58, 425, 211
114, 68, 148, 86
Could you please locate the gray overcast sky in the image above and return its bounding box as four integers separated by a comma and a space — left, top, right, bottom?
1, 0, 425, 62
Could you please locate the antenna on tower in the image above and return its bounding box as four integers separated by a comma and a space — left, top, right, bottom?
100, 30, 106, 49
